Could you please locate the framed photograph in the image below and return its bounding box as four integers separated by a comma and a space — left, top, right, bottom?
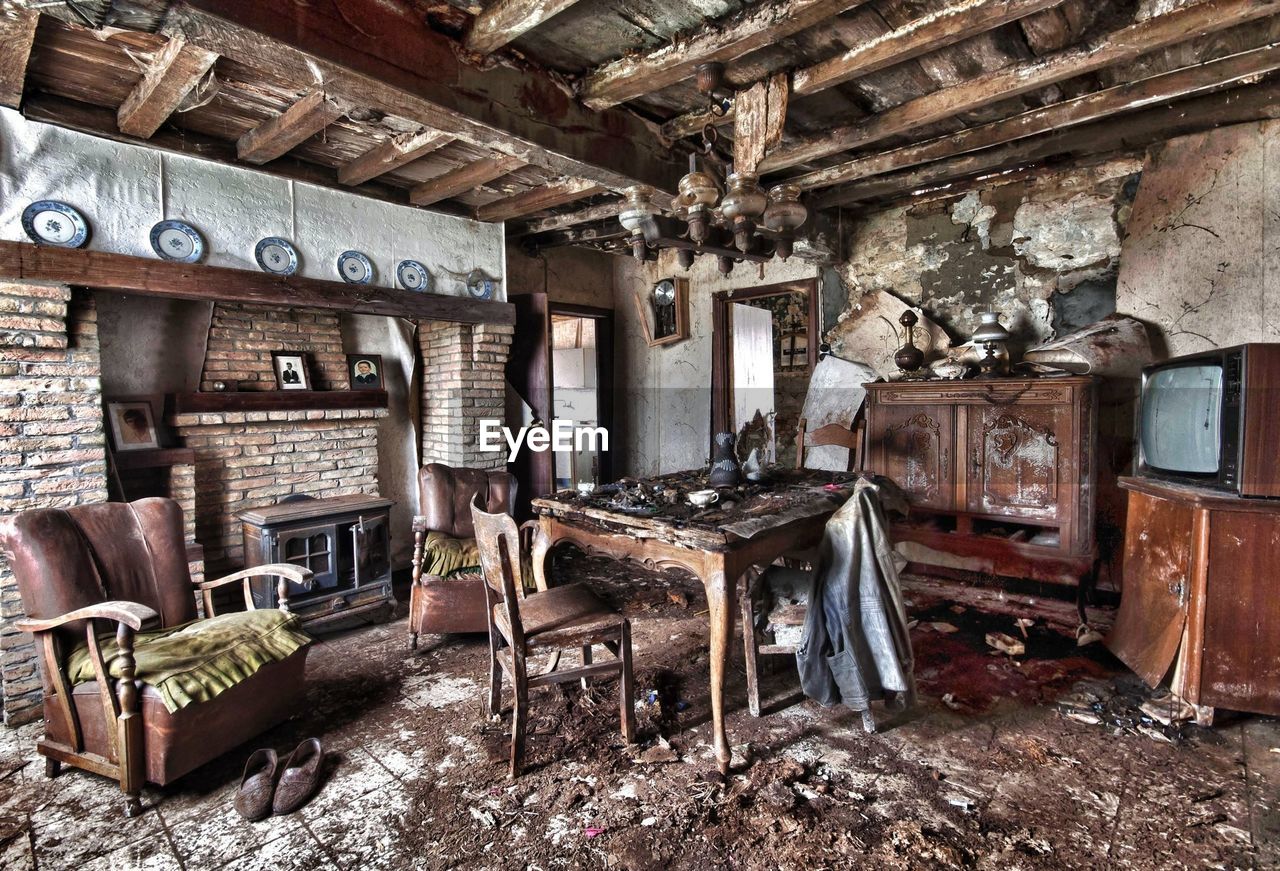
106, 399, 159, 451
271, 352, 311, 391
347, 354, 384, 391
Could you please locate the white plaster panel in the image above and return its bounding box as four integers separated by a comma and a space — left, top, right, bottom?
0, 108, 160, 257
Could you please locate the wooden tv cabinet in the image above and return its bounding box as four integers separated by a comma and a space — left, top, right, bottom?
1106, 477, 1280, 723
863, 376, 1098, 586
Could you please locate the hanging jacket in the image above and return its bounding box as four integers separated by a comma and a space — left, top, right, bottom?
795, 476, 916, 712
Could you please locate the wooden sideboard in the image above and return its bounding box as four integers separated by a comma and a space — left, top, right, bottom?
1106, 477, 1280, 723
863, 376, 1098, 586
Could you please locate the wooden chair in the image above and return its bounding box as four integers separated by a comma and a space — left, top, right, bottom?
795, 409, 866, 471
471, 498, 636, 777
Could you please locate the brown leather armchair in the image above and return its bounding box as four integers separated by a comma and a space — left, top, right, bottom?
409, 463, 517, 645
0, 498, 314, 817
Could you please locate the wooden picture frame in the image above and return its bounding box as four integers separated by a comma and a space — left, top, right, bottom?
633, 277, 689, 347
271, 351, 311, 391
105, 397, 161, 451
347, 353, 384, 391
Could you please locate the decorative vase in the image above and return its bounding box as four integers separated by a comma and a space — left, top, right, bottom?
708, 432, 741, 487
894, 310, 925, 375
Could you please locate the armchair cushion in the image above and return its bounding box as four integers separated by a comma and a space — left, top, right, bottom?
66, 609, 311, 714
422, 531, 482, 579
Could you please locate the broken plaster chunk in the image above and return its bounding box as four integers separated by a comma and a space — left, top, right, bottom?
985, 632, 1025, 657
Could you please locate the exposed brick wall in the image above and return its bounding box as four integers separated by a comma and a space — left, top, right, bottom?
200, 303, 347, 392
0, 284, 108, 725
420, 322, 512, 471
172, 409, 386, 573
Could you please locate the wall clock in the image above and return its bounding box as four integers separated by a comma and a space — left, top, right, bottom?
633, 277, 689, 347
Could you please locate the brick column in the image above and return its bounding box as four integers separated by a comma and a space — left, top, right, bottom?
419, 322, 513, 471
0, 284, 108, 725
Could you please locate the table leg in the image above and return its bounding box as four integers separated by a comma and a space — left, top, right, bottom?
703, 558, 737, 775
530, 518, 554, 592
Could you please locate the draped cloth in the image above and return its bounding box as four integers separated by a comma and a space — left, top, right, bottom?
796, 477, 916, 713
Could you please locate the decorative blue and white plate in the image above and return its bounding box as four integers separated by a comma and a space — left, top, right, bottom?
466, 269, 498, 300
22, 201, 89, 248
337, 250, 374, 285
255, 237, 299, 276
397, 260, 431, 292
149, 220, 205, 263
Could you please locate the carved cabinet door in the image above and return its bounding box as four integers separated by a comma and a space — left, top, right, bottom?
868, 404, 954, 510
966, 404, 1068, 521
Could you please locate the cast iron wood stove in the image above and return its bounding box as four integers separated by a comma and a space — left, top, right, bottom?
239, 494, 394, 626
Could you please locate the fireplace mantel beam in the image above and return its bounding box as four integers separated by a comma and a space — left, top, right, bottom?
0, 241, 515, 325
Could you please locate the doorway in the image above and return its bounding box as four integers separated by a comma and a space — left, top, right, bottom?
711, 279, 818, 469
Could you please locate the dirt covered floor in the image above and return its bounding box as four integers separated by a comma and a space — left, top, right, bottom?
1, 553, 1277, 870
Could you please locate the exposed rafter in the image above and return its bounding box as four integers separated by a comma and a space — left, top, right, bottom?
338, 129, 455, 186
465, 0, 584, 54
116, 36, 217, 138
236, 89, 348, 164
578, 0, 869, 111
475, 177, 605, 222
760, 0, 1280, 174
409, 155, 527, 206
661, 0, 1066, 139
0, 7, 39, 109
509, 197, 629, 236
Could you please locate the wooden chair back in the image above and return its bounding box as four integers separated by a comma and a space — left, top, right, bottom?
795, 408, 866, 471
470, 497, 527, 646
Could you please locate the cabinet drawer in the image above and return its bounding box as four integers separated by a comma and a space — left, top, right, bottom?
869, 383, 1074, 406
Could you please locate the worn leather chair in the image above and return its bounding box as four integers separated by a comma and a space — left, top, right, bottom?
409, 463, 517, 646
0, 498, 313, 817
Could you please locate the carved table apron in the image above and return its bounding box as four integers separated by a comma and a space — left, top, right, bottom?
530, 480, 848, 775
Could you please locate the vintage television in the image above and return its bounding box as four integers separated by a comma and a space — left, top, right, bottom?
1136, 343, 1280, 497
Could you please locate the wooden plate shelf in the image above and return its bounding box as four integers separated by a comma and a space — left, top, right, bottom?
172, 390, 388, 414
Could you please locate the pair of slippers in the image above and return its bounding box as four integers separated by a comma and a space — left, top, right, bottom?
233, 738, 324, 821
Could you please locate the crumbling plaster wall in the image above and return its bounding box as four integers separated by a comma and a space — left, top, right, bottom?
506, 244, 615, 309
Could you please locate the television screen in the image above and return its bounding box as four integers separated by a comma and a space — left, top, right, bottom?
1141, 364, 1223, 474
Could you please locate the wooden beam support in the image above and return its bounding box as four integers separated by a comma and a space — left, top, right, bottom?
116, 36, 218, 138
409, 155, 527, 206
464, 0, 583, 54
0, 240, 515, 325
510, 196, 628, 236
579, 0, 868, 110
475, 178, 605, 222
761, 0, 1280, 173
661, 0, 1065, 140
814, 80, 1280, 207
236, 88, 347, 165
166, 2, 681, 194
338, 129, 454, 186
0, 7, 39, 109
790, 42, 1280, 192
734, 73, 789, 176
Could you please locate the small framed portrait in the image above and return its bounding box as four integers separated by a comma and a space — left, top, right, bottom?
106, 399, 159, 451
347, 354, 384, 391
271, 352, 311, 391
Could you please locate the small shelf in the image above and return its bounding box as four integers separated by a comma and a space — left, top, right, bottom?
112, 447, 196, 470
172, 390, 388, 414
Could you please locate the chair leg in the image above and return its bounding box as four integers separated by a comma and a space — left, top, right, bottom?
44, 757, 60, 779
115, 629, 145, 818
486, 631, 503, 720
619, 620, 636, 744
580, 644, 593, 692
510, 654, 529, 779
409, 631, 419, 651
740, 577, 762, 718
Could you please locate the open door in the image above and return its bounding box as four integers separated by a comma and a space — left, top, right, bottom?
731, 302, 776, 463
507, 293, 554, 519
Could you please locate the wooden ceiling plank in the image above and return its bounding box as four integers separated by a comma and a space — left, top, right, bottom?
0, 7, 39, 109
790, 41, 1280, 192
661, 0, 1065, 139
761, 0, 1280, 173
409, 155, 528, 206
510, 196, 628, 236
236, 88, 348, 165
814, 79, 1280, 207
734, 72, 789, 175
579, 0, 870, 111
465, 0, 585, 54
338, 129, 455, 186
116, 35, 218, 138
475, 177, 605, 222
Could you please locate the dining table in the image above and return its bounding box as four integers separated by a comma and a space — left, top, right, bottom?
529, 468, 857, 774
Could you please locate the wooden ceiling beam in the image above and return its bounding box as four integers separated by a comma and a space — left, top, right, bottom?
0, 7, 39, 109
338, 129, 455, 186
510, 196, 628, 236
475, 177, 605, 222
409, 155, 527, 206
236, 88, 348, 165
761, 0, 1280, 174
578, 0, 869, 111
662, 0, 1066, 140
117, 35, 218, 138
790, 42, 1280, 192
814, 79, 1280, 207
464, 0, 583, 54
167, 2, 680, 194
